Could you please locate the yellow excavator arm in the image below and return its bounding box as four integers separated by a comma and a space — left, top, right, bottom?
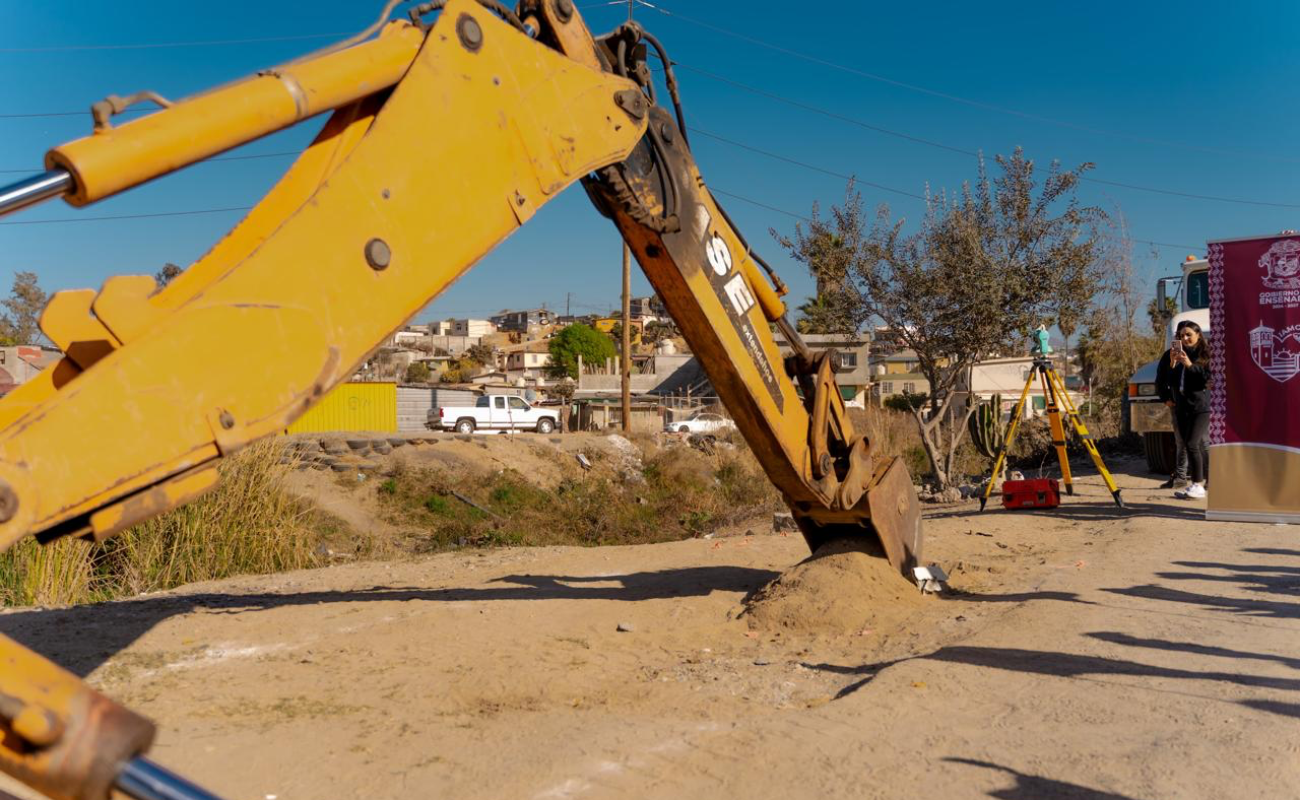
0, 2, 921, 798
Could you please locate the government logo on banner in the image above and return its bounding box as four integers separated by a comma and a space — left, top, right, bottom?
1248, 240, 1300, 383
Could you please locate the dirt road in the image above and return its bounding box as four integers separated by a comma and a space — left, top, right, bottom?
2, 459, 1297, 799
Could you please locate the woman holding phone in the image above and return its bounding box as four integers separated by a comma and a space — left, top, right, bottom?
1156, 321, 1212, 498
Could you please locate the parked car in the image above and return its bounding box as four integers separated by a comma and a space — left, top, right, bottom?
430, 394, 559, 434
667, 411, 735, 434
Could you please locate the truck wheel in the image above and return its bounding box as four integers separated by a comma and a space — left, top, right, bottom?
1143, 431, 1176, 474
678, 425, 690, 433
536, 418, 555, 434
455, 419, 476, 435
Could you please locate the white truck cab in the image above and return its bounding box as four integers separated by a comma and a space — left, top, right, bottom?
1127, 255, 1210, 471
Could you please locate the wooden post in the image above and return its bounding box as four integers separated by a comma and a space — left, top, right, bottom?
620, 0, 633, 433
621, 244, 631, 432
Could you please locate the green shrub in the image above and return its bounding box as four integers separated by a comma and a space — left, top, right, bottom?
373, 439, 783, 551
423, 495, 452, 515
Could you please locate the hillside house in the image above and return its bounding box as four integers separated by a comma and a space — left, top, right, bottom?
773, 332, 872, 407
490, 308, 553, 333
0, 346, 61, 396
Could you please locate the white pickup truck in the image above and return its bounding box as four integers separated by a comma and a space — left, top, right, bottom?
430, 394, 559, 434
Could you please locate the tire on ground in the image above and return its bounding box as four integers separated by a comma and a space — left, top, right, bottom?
1143, 431, 1176, 474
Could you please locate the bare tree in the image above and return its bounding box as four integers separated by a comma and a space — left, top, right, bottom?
776, 151, 1102, 489
1076, 210, 1164, 431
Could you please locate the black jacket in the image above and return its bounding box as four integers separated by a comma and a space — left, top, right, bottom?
1156, 348, 1211, 414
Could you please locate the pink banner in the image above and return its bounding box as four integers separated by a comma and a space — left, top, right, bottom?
1208, 233, 1300, 522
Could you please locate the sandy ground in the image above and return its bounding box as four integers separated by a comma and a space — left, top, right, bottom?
2, 456, 1298, 800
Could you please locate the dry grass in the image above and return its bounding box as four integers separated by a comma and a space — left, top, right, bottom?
0, 442, 333, 607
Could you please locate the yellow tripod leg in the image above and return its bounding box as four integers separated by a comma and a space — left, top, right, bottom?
979, 367, 1037, 511
1047, 368, 1124, 508
1043, 367, 1074, 495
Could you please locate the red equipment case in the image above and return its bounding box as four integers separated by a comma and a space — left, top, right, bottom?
1001, 478, 1060, 510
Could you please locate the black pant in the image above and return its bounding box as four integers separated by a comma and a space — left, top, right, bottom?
1175, 408, 1210, 484
1170, 406, 1188, 480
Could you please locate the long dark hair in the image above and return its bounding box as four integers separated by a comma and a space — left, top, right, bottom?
1175, 320, 1210, 367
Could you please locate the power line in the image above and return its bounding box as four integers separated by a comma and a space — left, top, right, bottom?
0, 206, 250, 226
0, 150, 298, 174
708, 186, 1199, 252
1, 12, 1287, 208
635, 0, 1300, 166
677, 63, 976, 157
690, 127, 926, 200
0, 32, 349, 54
0, 185, 1200, 254
668, 61, 1300, 210
709, 187, 809, 222
0, 2, 625, 54
1078, 176, 1300, 209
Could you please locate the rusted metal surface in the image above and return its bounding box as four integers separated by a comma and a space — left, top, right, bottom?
90, 91, 173, 132
0, 635, 155, 800
863, 457, 924, 574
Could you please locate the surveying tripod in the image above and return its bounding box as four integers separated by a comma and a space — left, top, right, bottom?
979, 332, 1124, 511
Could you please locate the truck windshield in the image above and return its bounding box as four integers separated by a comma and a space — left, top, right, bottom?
1186, 271, 1209, 309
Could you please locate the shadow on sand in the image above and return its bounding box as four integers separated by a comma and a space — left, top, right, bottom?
0, 565, 780, 677
945, 757, 1143, 800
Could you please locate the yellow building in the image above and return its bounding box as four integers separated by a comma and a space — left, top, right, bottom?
592, 317, 643, 343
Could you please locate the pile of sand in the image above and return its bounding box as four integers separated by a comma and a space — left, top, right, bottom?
741, 538, 925, 633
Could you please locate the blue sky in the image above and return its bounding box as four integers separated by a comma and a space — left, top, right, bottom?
2, 0, 1296, 326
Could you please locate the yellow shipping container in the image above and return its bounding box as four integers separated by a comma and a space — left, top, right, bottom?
286, 382, 397, 434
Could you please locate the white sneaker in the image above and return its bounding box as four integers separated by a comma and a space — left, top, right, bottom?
1184, 483, 1206, 499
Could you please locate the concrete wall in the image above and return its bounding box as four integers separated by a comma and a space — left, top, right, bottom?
451, 320, 495, 337
574, 404, 662, 434
397, 386, 433, 433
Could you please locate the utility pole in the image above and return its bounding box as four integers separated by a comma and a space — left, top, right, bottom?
620, 0, 634, 433
621, 248, 632, 432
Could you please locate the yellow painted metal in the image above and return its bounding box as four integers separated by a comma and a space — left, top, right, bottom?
600, 124, 847, 511
38, 289, 118, 369
1043, 369, 1073, 491
0, 99, 388, 437
535, 0, 604, 70
286, 382, 397, 434
88, 465, 219, 542
46, 21, 425, 206
0, 633, 155, 800
0, 0, 644, 550
1045, 367, 1122, 498
737, 255, 787, 321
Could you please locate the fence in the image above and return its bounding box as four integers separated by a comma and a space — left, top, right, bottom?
659, 394, 730, 424
287, 382, 397, 434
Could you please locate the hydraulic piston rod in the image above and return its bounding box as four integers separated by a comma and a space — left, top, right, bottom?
116, 757, 227, 800
0, 170, 73, 217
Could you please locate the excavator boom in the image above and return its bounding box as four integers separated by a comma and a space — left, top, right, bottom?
0, 3, 921, 798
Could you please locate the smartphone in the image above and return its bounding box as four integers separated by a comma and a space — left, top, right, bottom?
1171, 339, 1184, 362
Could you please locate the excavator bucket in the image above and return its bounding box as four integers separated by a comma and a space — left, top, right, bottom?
863, 457, 924, 575
793, 456, 923, 579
